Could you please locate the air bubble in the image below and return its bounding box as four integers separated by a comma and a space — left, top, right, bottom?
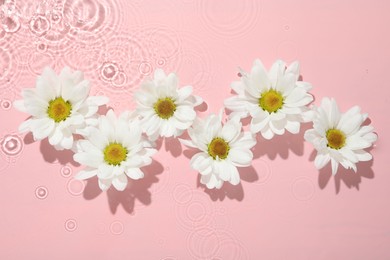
60, 165, 72, 178
35, 186, 48, 199
29, 14, 51, 37
110, 221, 124, 235
67, 178, 85, 196
1, 134, 23, 156
1, 99, 11, 110
64, 219, 77, 232
36, 43, 47, 53
139, 61, 152, 75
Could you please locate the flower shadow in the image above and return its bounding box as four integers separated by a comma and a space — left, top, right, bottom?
164, 137, 182, 158
197, 166, 259, 202
82, 159, 164, 214
318, 159, 374, 194
253, 123, 310, 160
38, 135, 80, 166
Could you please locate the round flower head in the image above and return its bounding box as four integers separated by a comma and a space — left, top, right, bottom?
13, 67, 108, 150
135, 69, 203, 140
73, 110, 156, 191
304, 97, 377, 175
180, 112, 256, 189
224, 59, 314, 140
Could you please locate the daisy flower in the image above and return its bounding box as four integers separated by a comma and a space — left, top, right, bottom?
304, 97, 377, 175
13, 67, 108, 150
135, 69, 203, 140
73, 110, 156, 191
180, 112, 256, 189
224, 59, 314, 140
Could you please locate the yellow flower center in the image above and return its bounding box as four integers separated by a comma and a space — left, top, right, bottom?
47, 97, 72, 122
208, 137, 230, 160
326, 129, 346, 150
154, 97, 176, 119
103, 143, 128, 166
259, 89, 284, 113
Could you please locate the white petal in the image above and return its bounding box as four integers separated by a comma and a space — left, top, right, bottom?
75, 169, 97, 180
175, 105, 196, 122
112, 174, 128, 191
191, 152, 213, 175
97, 164, 115, 179
268, 60, 285, 87
250, 113, 269, 134
230, 132, 256, 149
177, 85, 193, 100
74, 151, 103, 168
221, 120, 241, 143
229, 166, 240, 185
314, 153, 330, 169
269, 119, 286, 135
126, 168, 144, 180
13, 100, 27, 113
48, 127, 64, 146
228, 148, 253, 167
285, 120, 300, 134
286, 61, 300, 79
261, 126, 275, 140
66, 80, 90, 105
331, 158, 339, 175
354, 150, 373, 161
98, 178, 112, 191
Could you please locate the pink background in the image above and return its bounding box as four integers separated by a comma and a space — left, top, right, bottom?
1, 0, 389, 259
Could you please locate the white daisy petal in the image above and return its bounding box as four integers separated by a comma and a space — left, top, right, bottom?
112, 174, 128, 191
225, 59, 313, 139
126, 168, 144, 180
75, 169, 97, 180
15, 66, 107, 150
136, 69, 202, 139
305, 97, 376, 176
73, 111, 156, 191
229, 148, 253, 167
314, 152, 331, 169
98, 178, 112, 191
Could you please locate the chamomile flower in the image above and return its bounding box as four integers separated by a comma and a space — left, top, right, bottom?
180, 113, 256, 189
135, 69, 203, 140
224, 59, 314, 140
304, 97, 377, 175
13, 67, 108, 150
73, 110, 156, 191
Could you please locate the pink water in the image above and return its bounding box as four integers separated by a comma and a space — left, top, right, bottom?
0, 0, 389, 259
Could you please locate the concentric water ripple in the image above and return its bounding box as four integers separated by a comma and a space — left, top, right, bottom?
63, 0, 125, 40
175, 190, 216, 231
197, 0, 261, 38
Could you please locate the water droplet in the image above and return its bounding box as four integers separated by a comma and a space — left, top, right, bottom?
67, 178, 85, 196
60, 165, 72, 178
284, 25, 290, 31
1, 134, 23, 156
100, 62, 119, 81
35, 186, 48, 199
139, 61, 152, 75
157, 58, 166, 67
0, 3, 21, 33
36, 43, 47, 53
1, 99, 11, 110
173, 184, 193, 205
64, 219, 77, 232
29, 14, 51, 37
110, 221, 124, 235
51, 12, 61, 23
112, 71, 127, 87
